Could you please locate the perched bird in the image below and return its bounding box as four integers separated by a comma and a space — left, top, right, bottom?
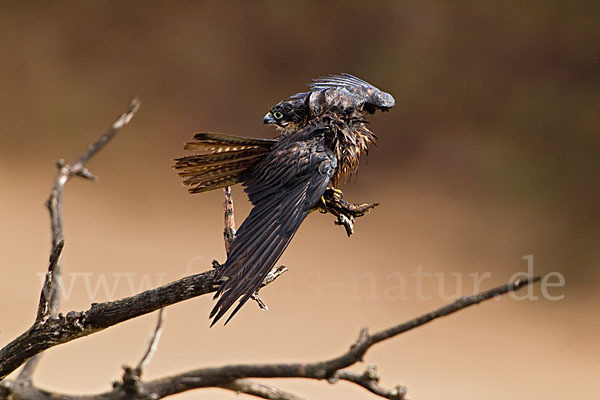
174, 74, 395, 325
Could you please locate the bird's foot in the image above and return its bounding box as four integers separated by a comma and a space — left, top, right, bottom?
330, 187, 344, 200
319, 188, 379, 236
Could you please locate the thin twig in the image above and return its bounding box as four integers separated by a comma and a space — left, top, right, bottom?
335, 367, 407, 400
223, 186, 236, 255
118, 309, 166, 398
0, 269, 215, 381
14, 98, 140, 385
44, 97, 139, 319
34, 241, 65, 322
251, 265, 289, 310
136, 309, 165, 374
218, 379, 305, 400
16, 241, 65, 384
369, 277, 540, 344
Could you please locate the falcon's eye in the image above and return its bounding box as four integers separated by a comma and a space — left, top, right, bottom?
273, 111, 283, 119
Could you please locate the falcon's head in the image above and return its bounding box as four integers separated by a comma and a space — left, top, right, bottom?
263, 98, 309, 133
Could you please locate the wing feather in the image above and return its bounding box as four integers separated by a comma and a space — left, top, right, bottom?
210, 131, 336, 326
291, 73, 395, 110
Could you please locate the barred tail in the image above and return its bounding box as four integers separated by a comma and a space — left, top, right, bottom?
173, 133, 276, 194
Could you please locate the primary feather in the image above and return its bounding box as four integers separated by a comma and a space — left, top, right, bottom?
209, 126, 336, 326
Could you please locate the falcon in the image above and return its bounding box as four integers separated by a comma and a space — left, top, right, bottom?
174, 74, 395, 325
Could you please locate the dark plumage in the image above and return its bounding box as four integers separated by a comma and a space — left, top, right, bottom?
173, 74, 394, 325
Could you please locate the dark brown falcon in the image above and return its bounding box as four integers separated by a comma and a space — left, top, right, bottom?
174, 74, 395, 325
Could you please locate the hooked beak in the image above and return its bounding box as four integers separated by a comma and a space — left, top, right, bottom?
263, 112, 277, 125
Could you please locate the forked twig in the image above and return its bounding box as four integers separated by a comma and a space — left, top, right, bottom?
15, 98, 140, 385
136, 309, 165, 374
119, 308, 165, 397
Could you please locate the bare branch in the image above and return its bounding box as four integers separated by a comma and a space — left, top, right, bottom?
223, 186, 236, 254
136, 309, 165, 374
14, 98, 140, 385
334, 367, 407, 399
1, 265, 285, 379
34, 241, 65, 322
0, 269, 217, 380
369, 276, 540, 345
119, 309, 165, 397
251, 265, 288, 310
45, 97, 140, 318
1, 277, 539, 399
15, 241, 65, 385
72, 98, 140, 168
118, 308, 165, 397
312, 276, 542, 377
218, 379, 305, 400
1, 378, 304, 400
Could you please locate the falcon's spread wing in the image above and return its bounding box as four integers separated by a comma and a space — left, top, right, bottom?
210, 127, 337, 325
291, 73, 395, 112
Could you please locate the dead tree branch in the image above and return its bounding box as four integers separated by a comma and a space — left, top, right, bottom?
0, 276, 539, 400
334, 366, 407, 400
14, 98, 140, 385
0, 268, 218, 380
119, 308, 301, 400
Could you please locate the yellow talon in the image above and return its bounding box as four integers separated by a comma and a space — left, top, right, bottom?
310, 195, 327, 214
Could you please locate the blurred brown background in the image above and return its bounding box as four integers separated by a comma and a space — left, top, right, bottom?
1, 1, 598, 399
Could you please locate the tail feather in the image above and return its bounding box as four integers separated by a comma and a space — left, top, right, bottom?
188, 176, 243, 193
174, 132, 275, 194
175, 149, 267, 169
186, 132, 276, 148
182, 165, 249, 186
